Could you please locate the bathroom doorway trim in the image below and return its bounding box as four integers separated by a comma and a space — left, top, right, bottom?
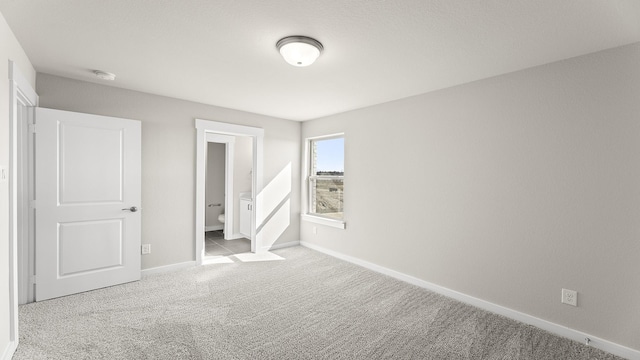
195, 119, 264, 265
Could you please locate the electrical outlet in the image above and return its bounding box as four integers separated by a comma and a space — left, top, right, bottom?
313, 226, 318, 235
141, 244, 151, 255
0, 167, 7, 182
561, 288, 577, 306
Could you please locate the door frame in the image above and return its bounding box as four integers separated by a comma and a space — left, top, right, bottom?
205, 133, 235, 238
195, 119, 264, 265
8, 60, 38, 356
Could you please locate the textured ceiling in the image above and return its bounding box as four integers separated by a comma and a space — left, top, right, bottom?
1, 0, 639, 121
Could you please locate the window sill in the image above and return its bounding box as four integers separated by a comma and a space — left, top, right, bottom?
301, 214, 346, 230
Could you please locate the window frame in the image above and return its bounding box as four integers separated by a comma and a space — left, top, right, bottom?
302, 133, 346, 229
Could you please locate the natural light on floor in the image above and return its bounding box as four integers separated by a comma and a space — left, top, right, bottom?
202, 252, 285, 265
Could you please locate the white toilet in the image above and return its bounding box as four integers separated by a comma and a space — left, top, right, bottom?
218, 212, 225, 224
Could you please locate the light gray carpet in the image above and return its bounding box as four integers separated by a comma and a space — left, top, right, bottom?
14, 246, 623, 360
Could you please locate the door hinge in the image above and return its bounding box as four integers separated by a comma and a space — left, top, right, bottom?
29, 275, 36, 285
28, 124, 36, 133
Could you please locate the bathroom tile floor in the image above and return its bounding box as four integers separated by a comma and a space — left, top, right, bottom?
204, 230, 251, 257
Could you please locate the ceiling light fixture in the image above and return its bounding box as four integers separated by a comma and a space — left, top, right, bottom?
93, 70, 116, 81
276, 36, 323, 67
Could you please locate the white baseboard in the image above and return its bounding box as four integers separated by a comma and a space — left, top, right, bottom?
205, 225, 223, 231
141, 261, 196, 277
300, 241, 639, 360
1, 340, 17, 360
226, 233, 247, 240
263, 241, 300, 251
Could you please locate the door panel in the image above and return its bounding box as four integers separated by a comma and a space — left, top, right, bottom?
58, 219, 123, 276
59, 123, 124, 203
35, 107, 141, 301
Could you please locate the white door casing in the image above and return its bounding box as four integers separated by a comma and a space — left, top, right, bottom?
195, 119, 264, 265
35, 108, 141, 301
8, 60, 38, 359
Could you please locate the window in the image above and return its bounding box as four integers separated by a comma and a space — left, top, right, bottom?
307, 135, 344, 222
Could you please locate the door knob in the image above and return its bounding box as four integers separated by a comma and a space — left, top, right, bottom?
122, 206, 138, 212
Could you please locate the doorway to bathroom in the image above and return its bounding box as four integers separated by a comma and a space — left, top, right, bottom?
204, 137, 231, 237
203, 134, 253, 260
195, 119, 265, 265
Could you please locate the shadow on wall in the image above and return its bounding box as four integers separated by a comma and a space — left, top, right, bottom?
256, 162, 291, 249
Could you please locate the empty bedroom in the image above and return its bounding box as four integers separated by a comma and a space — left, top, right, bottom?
1, 1, 639, 359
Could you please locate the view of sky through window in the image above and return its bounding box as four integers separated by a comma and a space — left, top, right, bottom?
316, 137, 344, 173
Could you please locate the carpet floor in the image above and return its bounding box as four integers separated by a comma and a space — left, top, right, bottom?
14, 246, 624, 360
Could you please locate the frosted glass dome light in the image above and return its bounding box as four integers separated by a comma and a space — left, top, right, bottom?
276, 36, 323, 67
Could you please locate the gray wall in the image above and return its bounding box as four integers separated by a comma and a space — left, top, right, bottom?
301, 42, 640, 350
0, 12, 35, 355
37, 73, 301, 270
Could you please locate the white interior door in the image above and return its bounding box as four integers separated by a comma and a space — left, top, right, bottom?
35, 108, 141, 301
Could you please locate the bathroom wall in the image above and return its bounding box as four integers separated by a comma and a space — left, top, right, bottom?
205, 142, 225, 229
300, 42, 640, 351
232, 136, 252, 237
0, 10, 36, 358
37, 73, 302, 270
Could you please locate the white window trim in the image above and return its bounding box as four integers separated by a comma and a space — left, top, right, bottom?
301, 214, 346, 229
302, 133, 346, 229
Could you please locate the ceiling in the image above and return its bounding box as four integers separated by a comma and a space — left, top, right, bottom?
2, 1, 639, 121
